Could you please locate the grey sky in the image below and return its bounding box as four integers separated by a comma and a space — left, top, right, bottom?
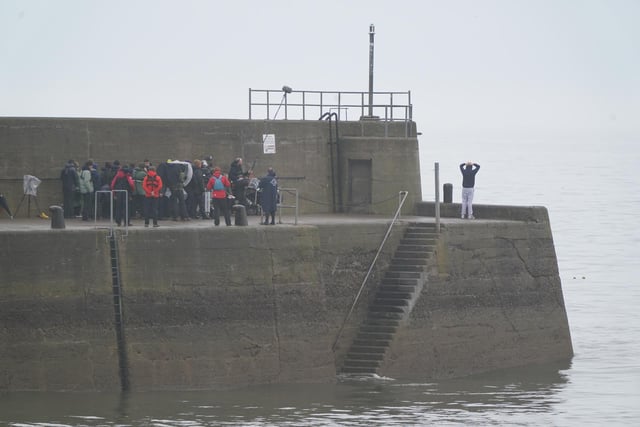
1, 0, 638, 143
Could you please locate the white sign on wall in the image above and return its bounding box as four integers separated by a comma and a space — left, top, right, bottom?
263, 134, 276, 154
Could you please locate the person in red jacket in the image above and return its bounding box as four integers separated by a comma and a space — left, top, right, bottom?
142, 166, 163, 228
110, 166, 135, 226
206, 167, 232, 226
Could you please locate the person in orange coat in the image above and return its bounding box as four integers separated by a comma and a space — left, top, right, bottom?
142, 166, 163, 228
206, 167, 232, 226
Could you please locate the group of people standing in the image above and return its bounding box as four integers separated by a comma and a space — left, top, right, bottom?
59, 156, 279, 227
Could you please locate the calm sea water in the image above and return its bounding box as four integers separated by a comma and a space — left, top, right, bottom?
1, 138, 639, 426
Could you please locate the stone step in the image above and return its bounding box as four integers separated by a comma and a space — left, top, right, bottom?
388, 265, 424, 273
404, 228, 436, 235
376, 291, 413, 300
362, 317, 400, 333
353, 338, 390, 347
342, 359, 381, 368
404, 232, 436, 239
363, 316, 400, 326
384, 271, 421, 279
344, 352, 385, 362
389, 258, 429, 271
348, 345, 387, 354
356, 331, 394, 341
368, 311, 403, 320
380, 277, 419, 286
391, 257, 429, 266
373, 297, 410, 307
370, 304, 406, 314
406, 227, 436, 234
401, 236, 435, 244
397, 244, 435, 252
395, 250, 430, 259
409, 222, 436, 227
378, 284, 417, 294
341, 366, 378, 374
361, 324, 397, 334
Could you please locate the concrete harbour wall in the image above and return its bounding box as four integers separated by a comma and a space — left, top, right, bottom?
0, 211, 573, 391
381, 207, 573, 378
0, 117, 421, 217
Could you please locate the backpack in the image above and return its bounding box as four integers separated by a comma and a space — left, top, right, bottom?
212, 175, 224, 191
114, 175, 129, 191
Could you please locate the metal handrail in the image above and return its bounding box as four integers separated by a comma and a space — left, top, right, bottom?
277, 187, 298, 225
331, 190, 409, 351
249, 88, 412, 123
94, 190, 129, 236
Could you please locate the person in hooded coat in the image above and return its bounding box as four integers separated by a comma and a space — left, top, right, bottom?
258, 168, 278, 225
60, 159, 79, 218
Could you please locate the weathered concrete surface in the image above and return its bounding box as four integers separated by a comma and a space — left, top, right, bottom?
0, 117, 420, 217
0, 230, 118, 390
0, 211, 572, 391
380, 211, 573, 379
417, 201, 548, 222
0, 220, 402, 391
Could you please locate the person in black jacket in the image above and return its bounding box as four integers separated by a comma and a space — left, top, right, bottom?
60, 159, 79, 218
258, 168, 278, 225
165, 161, 189, 221
459, 161, 480, 219
228, 157, 250, 206
156, 160, 170, 219
186, 159, 205, 219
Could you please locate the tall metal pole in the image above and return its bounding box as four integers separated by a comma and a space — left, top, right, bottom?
368, 24, 375, 118
435, 162, 441, 233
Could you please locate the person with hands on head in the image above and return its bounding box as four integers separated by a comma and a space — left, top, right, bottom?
459, 161, 480, 219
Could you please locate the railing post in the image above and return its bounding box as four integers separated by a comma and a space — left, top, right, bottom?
302, 91, 306, 120
266, 91, 270, 121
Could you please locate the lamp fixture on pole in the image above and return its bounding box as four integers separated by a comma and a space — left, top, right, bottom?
273, 85, 293, 120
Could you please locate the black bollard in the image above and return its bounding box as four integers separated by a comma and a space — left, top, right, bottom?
49, 205, 65, 229
443, 183, 453, 203
234, 204, 248, 226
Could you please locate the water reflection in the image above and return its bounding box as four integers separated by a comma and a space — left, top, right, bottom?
0, 360, 571, 426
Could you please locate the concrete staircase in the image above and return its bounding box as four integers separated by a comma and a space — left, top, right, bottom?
340, 222, 437, 375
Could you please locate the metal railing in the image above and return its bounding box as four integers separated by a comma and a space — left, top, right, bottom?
277, 187, 299, 225
249, 88, 412, 123
94, 190, 129, 236
331, 190, 409, 351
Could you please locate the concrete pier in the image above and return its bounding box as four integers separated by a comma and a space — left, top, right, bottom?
0, 210, 573, 391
